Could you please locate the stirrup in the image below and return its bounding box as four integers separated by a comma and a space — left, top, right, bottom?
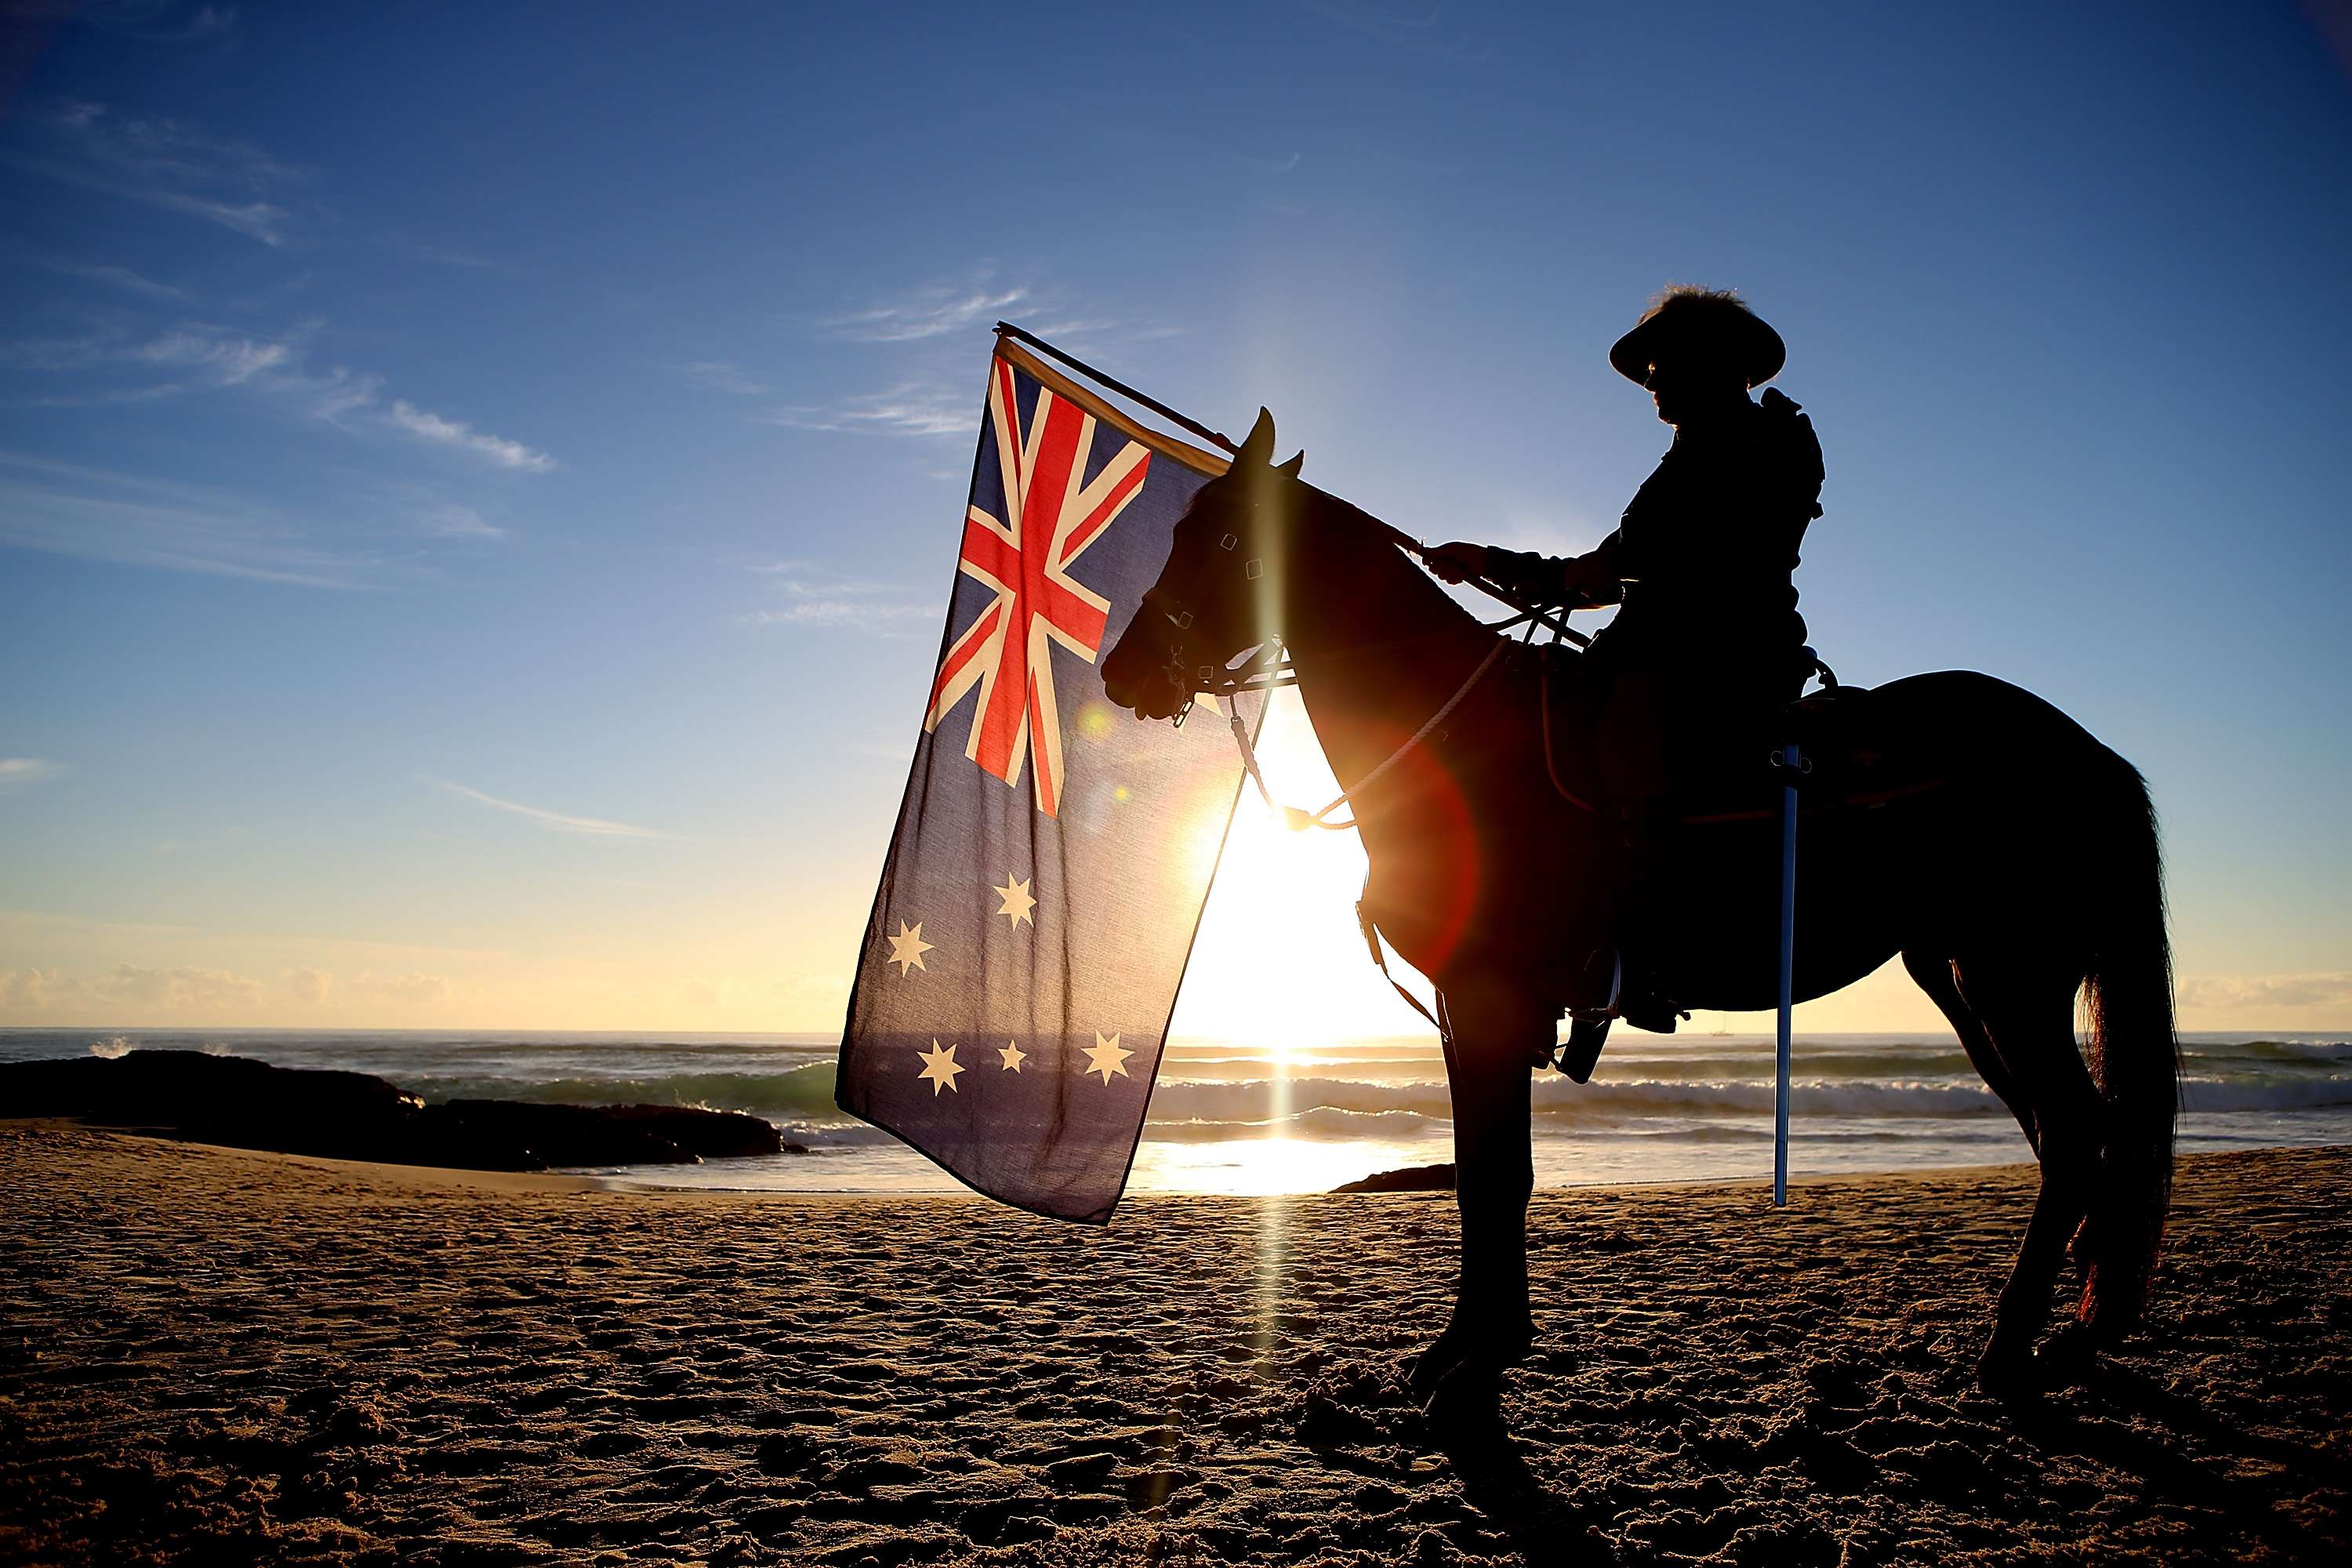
1566, 949, 1623, 1024
1570, 946, 1687, 1036
1555, 1017, 1610, 1083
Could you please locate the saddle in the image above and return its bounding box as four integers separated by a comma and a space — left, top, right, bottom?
1549, 667, 1946, 1073
1671, 679, 1947, 827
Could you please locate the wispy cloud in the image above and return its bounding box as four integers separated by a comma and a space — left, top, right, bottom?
827, 284, 1029, 343
401, 240, 500, 269
0, 239, 187, 299
2, 321, 292, 390
0, 908, 180, 938
0, 332, 114, 372
782, 273, 1187, 450
270, 966, 462, 1006
0, 906, 504, 960
679, 360, 766, 397
2, 100, 299, 246
68, 961, 265, 1009
289, 363, 384, 424
1, 323, 554, 470
350, 969, 456, 1003
0, 456, 386, 587
0, 758, 67, 793
414, 502, 503, 539
2179, 972, 2352, 1012
14, 2, 241, 45
746, 598, 937, 631
741, 565, 936, 635
1295, 0, 1492, 61
822, 274, 1187, 354
768, 382, 975, 440
387, 400, 554, 471
428, 779, 669, 839
135, 326, 291, 383
1230, 150, 1304, 176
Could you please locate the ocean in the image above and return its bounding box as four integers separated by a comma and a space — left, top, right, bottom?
4, 1028, 2347, 1199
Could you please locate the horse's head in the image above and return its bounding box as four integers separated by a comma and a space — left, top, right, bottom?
1102, 407, 1305, 721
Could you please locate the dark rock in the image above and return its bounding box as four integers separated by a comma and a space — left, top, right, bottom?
0, 1051, 781, 1173
603, 1102, 786, 1159
433, 1100, 698, 1167
0, 1051, 434, 1163
1331, 1162, 1457, 1194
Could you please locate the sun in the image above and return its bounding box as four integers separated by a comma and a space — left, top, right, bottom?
1167, 691, 1442, 1048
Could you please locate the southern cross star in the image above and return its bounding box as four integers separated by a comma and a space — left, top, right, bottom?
1081, 1030, 1132, 1084
997, 1040, 1027, 1073
886, 920, 933, 976
993, 874, 1036, 929
916, 1039, 964, 1095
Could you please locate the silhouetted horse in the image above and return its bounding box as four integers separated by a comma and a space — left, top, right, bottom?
1102, 412, 2177, 1402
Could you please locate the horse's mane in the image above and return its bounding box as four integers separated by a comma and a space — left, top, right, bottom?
1293, 481, 1495, 648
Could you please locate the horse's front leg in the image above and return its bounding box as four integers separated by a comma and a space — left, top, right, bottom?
1407, 978, 1548, 1407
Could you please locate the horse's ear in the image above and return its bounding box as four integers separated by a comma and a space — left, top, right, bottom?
1276, 449, 1305, 478
1235, 407, 1276, 469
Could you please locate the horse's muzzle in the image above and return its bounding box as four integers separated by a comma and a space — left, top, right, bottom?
1101, 629, 1192, 722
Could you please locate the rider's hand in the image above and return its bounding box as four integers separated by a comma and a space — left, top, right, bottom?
1424, 541, 1489, 585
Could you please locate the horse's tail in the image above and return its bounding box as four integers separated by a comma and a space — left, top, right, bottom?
2076, 764, 2180, 1338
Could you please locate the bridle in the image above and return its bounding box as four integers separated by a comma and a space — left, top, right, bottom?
1133, 493, 1588, 721
1133, 512, 1297, 732
1130, 493, 1581, 833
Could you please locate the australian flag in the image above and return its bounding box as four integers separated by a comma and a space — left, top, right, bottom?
836, 339, 1264, 1223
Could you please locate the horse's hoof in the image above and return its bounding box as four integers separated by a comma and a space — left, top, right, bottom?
1407, 1316, 1531, 1404
1423, 1357, 1506, 1431
1406, 1330, 1471, 1404
2034, 1322, 2100, 1387
1973, 1343, 2038, 1400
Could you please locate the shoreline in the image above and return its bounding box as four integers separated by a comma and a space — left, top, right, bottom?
20, 1116, 2352, 1205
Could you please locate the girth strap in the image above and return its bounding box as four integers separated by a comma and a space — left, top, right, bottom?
1355, 887, 1450, 1047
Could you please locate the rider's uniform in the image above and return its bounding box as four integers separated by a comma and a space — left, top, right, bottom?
1488, 387, 1825, 808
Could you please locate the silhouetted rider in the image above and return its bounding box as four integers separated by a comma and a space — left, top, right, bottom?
1428, 287, 1824, 1025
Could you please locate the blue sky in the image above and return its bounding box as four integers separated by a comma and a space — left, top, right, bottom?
2, 0, 2347, 1032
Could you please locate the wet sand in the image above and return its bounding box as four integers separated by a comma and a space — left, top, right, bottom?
2, 1121, 2347, 1566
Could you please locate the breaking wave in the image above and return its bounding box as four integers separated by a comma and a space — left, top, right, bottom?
401, 1062, 840, 1120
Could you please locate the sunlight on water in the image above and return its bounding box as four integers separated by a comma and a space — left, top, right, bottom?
1131, 1135, 1421, 1196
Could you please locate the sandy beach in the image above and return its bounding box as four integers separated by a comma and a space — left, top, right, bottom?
3, 1123, 2347, 1566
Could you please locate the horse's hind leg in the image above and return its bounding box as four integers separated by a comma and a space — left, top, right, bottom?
1407, 978, 1546, 1406
1903, 951, 2034, 1149
1946, 954, 2105, 1393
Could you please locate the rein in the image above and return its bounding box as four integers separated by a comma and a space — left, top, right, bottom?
1228, 638, 1508, 832
1538, 652, 1600, 815
1169, 509, 1570, 833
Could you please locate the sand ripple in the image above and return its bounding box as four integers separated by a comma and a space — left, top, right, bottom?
2, 1123, 2347, 1565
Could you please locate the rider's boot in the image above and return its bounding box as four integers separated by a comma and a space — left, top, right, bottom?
1561, 804, 1682, 1042
1611, 802, 1685, 1033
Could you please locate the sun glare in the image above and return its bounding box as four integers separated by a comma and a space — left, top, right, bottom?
1168, 691, 1439, 1048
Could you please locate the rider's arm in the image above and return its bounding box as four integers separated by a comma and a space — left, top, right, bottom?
1480, 547, 1573, 606
1555, 532, 1624, 609
1427, 535, 1624, 609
